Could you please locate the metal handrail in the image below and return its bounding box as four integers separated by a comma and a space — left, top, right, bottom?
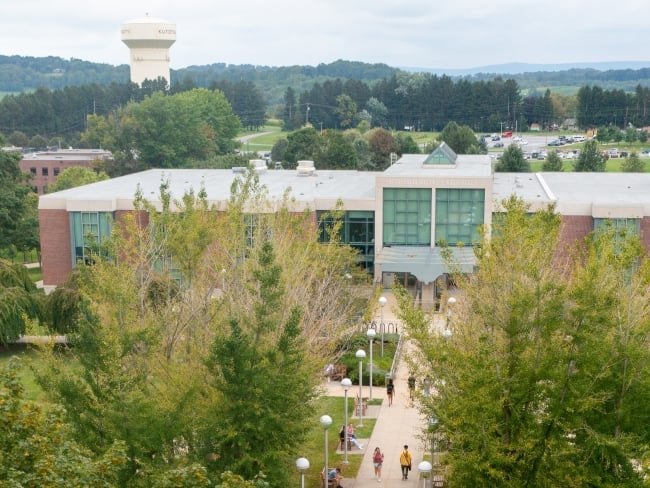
386, 331, 404, 381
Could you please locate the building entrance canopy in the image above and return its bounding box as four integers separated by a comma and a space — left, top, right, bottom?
375, 246, 476, 283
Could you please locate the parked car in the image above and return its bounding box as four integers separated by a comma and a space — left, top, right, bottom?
493, 141, 504, 148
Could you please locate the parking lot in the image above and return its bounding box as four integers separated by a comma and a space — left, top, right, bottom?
486, 133, 582, 160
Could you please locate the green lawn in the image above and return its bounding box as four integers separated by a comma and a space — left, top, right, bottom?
296, 395, 377, 487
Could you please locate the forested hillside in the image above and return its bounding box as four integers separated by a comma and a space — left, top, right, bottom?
4, 55, 650, 101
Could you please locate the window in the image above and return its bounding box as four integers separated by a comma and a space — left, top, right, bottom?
383, 188, 432, 246
42, 167, 49, 176
53, 167, 60, 176
318, 210, 375, 270
70, 212, 112, 265
435, 189, 484, 246
30, 167, 36, 175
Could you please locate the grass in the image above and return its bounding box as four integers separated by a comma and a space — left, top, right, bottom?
0, 346, 48, 402
297, 395, 378, 487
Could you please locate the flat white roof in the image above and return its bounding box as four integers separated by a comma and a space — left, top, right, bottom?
39, 168, 379, 212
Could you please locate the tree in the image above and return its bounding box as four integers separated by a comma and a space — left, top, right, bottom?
495, 144, 530, 172
335, 94, 358, 129
317, 130, 358, 169
203, 242, 315, 485
36, 171, 367, 485
364, 97, 388, 128
621, 151, 645, 172
0, 150, 33, 250
28, 134, 48, 150
48, 166, 110, 192
402, 197, 650, 487
82, 88, 241, 174
7, 130, 29, 147
0, 259, 43, 344
282, 127, 320, 166
542, 150, 563, 171
395, 132, 420, 154
0, 358, 128, 487
574, 139, 605, 171
438, 121, 481, 154
281, 87, 299, 131
367, 128, 398, 170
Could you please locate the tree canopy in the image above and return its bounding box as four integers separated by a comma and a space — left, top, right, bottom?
36, 170, 369, 486
401, 197, 650, 486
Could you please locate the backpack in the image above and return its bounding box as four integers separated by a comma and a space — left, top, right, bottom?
387, 383, 394, 394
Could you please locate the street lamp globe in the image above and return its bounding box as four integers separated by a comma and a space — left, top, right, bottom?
355, 349, 366, 360
341, 378, 352, 390
320, 414, 332, 429
296, 457, 310, 471
367, 328, 376, 339
418, 460, 433, 488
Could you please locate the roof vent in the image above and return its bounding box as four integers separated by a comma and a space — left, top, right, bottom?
296, 160, 315, 176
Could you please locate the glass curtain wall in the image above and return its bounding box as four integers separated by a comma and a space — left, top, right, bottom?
435, 189, 484, 246
382, 188, 432, 246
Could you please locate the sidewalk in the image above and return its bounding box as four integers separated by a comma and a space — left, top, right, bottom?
322, 291, 436, 488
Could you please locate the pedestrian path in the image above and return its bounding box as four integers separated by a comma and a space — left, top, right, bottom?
322, 291, 443, 488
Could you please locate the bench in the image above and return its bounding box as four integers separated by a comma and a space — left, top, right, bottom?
320, 470, 340, 487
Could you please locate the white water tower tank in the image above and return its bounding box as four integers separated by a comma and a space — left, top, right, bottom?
121, 14, 176, 86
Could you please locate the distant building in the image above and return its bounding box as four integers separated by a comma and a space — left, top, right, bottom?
19, 149, 112, 195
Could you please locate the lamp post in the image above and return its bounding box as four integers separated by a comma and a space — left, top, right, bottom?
341, 378, 352, 464
444, 296, 456, 338
418, 461, 433, 488
429, 416, 438, 466
378, 296, 387, 356
355, 349, 366, 427
296, 457, 309, 488
320, 415, 332, 480
367, 328, 376, 400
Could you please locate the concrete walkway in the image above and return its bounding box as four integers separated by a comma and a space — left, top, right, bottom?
322, 291, 441, 488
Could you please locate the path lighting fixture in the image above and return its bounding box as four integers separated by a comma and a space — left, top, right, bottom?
378, 296, 387, 356
429, 416, 438, 466
296, 457, 309, 488
320, 415, 332, 479
444, 296, 457, 338
418, 461, 433, 488
367, 328, 376, 400
340, 378, 352, 464
355, 349, 366, 427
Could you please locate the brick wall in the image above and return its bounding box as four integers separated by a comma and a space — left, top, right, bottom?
556, 215, 593, 264
39, 209, 72, 288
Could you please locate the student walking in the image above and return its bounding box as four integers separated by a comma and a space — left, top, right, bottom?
407, 374, 416, 401
386, 378, 395, 407
399, 445, 412, 480
372, 447, 384, 482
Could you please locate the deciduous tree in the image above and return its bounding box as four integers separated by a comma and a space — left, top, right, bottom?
401, 197, 650, 486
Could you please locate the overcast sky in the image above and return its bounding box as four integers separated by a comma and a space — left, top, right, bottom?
2, 0, 650, 71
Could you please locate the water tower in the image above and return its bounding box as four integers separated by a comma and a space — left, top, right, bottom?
121, 14, 176, 86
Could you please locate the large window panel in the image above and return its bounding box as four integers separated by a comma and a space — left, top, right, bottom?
383, 188, 432, 246
70, 211, 113, 265
435, 189, 484, 246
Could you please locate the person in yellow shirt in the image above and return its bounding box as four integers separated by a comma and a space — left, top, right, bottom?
399, 444, 412, 480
